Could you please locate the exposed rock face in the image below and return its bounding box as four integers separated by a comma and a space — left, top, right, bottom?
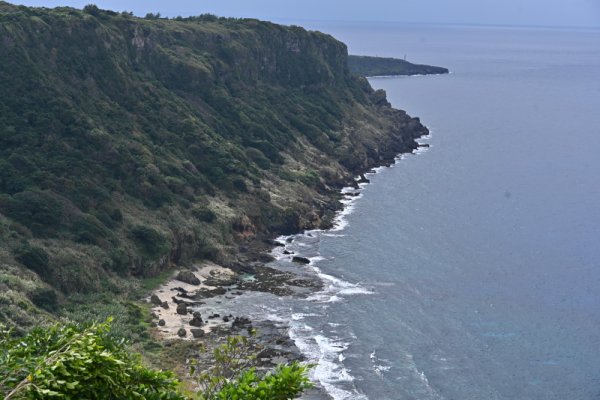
176, 271, 200, 286
370, 89, 391, 107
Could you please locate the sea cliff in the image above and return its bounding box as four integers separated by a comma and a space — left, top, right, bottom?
0, 1, 429, 373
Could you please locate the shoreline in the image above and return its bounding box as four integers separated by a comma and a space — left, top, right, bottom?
147, 132, 432, 399
367, 71, 451, 79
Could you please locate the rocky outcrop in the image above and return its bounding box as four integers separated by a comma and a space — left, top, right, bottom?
292, 256, 311, 264
176, 271, 200, 286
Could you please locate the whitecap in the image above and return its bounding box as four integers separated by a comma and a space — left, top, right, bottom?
338, 287, 374, 296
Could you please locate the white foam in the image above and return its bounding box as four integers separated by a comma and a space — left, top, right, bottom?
338, 287, 374, 296
369, 350, 393, 378
369, 165, 387, 174
340, 186, 359, 194
291, 312, 322, 321
289, 327, 368, 400
322, 233, 346, 238
306, 293, 343, 303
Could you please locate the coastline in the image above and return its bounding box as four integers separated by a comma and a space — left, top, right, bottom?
147, 128, 432, 399
366, 71, 451, 79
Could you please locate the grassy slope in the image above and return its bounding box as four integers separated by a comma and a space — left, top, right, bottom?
0, 2, 428, 333
348, 55, 449, 76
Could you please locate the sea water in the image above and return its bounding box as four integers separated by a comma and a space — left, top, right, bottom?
216, 24, 600, 399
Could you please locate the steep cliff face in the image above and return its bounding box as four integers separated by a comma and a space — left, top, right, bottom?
0, 3, 427, 329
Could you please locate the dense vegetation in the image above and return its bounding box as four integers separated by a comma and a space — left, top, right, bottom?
0, 1, 428, 332
0, 2, 437, 395
348, 55, 449, 77
0, 319, 311, 399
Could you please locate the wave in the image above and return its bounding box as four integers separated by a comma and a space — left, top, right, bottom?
289, 321, 368, 400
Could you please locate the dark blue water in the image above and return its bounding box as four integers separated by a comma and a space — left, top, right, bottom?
209, 24, 600, 399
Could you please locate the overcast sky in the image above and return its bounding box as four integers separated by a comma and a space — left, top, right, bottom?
12, 0, 600, 28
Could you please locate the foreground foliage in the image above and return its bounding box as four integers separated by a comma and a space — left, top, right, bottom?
0, 318, 184, 399
191, 335, 312, 399
0, 320, 312, 400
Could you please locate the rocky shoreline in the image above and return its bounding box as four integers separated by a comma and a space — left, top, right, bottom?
147, 127, 428, 397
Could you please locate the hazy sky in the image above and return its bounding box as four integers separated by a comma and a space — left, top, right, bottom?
12, 0, 600, 28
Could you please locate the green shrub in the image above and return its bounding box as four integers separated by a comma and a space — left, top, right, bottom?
191, 206, 216, 223
107, 246, 131, 274
216, 363, 313, 400
231, 177, 248, 193
28, 287, 58, 312
0, 318, 185, 399
245, 148, 271, 170
13, 244, 51, 279
3, 191, 64, 237
72, 214, 113, 246
130, 225, 170, 259
191, 335, 312, 400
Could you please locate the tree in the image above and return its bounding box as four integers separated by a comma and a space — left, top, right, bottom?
83, 4, 101, 17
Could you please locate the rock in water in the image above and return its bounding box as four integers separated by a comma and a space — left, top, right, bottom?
190, 328, 205, 338
176, 303, 187, 315
158, 319, 166, 326
176, 270, 201, 285
292, 256, 311, 264
357, 174, 370, 184
177, 328, 187, 337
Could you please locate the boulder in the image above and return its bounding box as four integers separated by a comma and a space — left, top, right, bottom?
160, 301, 169, 309
176, 303, 188, 315
176, 270, 201, 285
292, 256, 310, 264
150, 294, 162, 306
189, 312, 203, 327
190, 328, 205, 338
177, 328, 187, 337
158, 319, 166, 326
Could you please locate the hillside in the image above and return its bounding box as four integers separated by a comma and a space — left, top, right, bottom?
348, 55, 449, 76
0, 2, 429, 331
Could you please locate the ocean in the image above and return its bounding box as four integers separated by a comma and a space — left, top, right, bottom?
205, 24, 600, 399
